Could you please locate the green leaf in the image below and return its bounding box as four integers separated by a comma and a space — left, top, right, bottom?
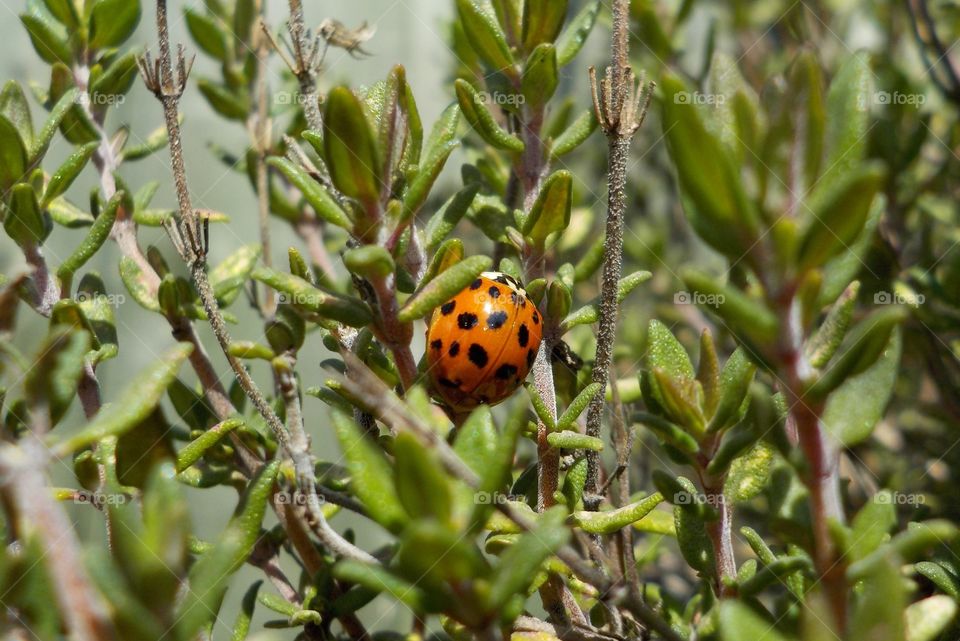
707, 348, 756, 432
57, 189, 122, 285
42, 142, 98, 206
453, 405, 498, 476
850, 491, 897, 562
51, 343, 192, 455
675, 501, 715, 576
455, 79, 524, 152
561, 270, 651, 331
26, 327, 89, 426
197, 78, 249, 120
680, 269, 780, 346
797, 162, 885, 272
209, 244, 261, 306
456, 0, 515, 74
88, 0, 141, 49
523, 169, 571, 245
89, 51, 140, 100
570, 493, 663, 535
119, 256, 160, 312
176, 418, 244, 472
324, 86, 382, 206
394, 432, 453, 523
397, 254, 491, 322
185, 8, 227, 60
425, 182, 480, 250
521, 43, 559, 107
550, 109, 597, 158
401, 104, 460, 226
547, 430, 603, 451
252, 266, 373, 327
267, 157, 351, 229
737, 556, 811, 597
20, 13, 71, 64
42, 0, 79, 28
522, 0, 567, 49
332, 410, 407, 533
724, 441, 774, 503
231, 581, 262, 641
821, 52, 872, 192
555, 0, 599, 66
0, 115, 28, 191
175, 460, 279, 641
557, 382, 602, 429
850, 556, 906, 641
31, 88, 81, 164
914, 562, 960, 600
806, 281, 860, 368
905, 596, 957, 641
661, 73, 760, 259
821, 329, 900, 446
635, 411, 700, 455
469, 405, 525, 532
0, 81, 35, 150
4, 183, 50, 247
719, 601, 794, 641
333, 560, 431, 613
486, 507, 569, 611
808, 308, 904, 400
343, 246, 395, 280
643, 319, 696, 413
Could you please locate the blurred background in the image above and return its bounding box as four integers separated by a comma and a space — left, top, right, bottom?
3, 0, 959, 637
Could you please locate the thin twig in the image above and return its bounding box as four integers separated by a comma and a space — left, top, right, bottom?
583, 0, 655, 510
142, 0, 375, 566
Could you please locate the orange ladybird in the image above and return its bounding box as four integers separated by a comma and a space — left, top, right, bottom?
426, 271, 543, 412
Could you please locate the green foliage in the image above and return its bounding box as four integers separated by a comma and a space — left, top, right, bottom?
1, 1, 957, 640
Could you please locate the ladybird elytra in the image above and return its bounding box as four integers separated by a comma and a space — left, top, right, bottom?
425, 271, 543, 411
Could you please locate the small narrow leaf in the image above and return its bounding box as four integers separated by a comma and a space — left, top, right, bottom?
52, 343, 192, 454
455, 79, 524, 152
570, 493, 663, 534
397, 255, 491, 322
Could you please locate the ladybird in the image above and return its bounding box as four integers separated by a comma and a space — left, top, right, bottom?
425, 271, 543, 412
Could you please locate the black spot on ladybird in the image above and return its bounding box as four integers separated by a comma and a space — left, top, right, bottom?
487, 311, 509, 329
518, 323, 529, 347
430, 339, 442, 350
469, 278, 483, 290
468, 344, 489, 368
448, 341, 460, 357
510, 292, 520, 306
441, 300, 456, 315
526, 349, 536, 367
458, 312, 479, 329
495, 364, 518, 380
488, 286, 500, 298
532, 311, 540, 325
